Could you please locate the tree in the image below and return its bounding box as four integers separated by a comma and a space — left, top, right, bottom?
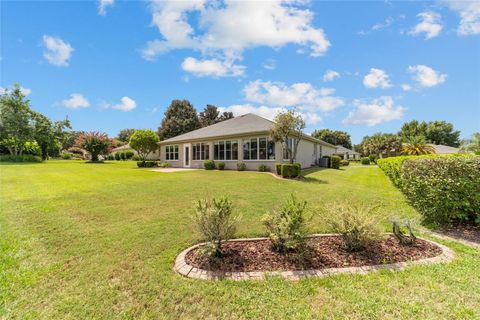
63, 131, 84, 150
117, 128, 136, 142
157, 100, 201, 140
31, 112, 71, 160
460, 132, 480, 154
198, 105, 234, 127
270, 109, 305, 164
129, 129, 159, 161
399, 120, 460, 147
75, 132, 111, 162
311, 129, 352, 149
359, 133, 402, 157
0, 84, 34, 156
402, 135, 436, 155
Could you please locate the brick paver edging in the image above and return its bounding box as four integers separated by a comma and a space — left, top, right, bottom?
174, 234, 455, 281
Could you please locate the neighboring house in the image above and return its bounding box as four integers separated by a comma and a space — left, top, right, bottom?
428, 144, 460, 154
334, 145, 361, 160
111, 144, 161, 160
158, 113, 337, 170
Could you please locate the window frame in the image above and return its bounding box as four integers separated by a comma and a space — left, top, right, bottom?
214, 140, 238, 161
243, 137, 276, 161
192, 143, 209, 161
165, 145, 179, 161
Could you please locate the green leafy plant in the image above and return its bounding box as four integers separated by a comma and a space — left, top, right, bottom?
125, 150, 134, 159
0, 154, 42, 162
331, 155, 341, 169
258, 164, 269, 172
192, 196, 239, 258
114, 153, 120, 160
402, 135, 436, 155
262, 194, 310, 253
120, 152, 126, 160
203, 160, 215, 170
324, 203, 383, 252
217, 162, 225, 170
368, 154, 377, 164
131, 154, 139, 161
281, 163, 301, 178
237, 162, 246, 171
129, 130, 159, 161
75, 131, 112, 162
340, 159, 349, 166
60, 152, 73, 160
360, 157, 370, 165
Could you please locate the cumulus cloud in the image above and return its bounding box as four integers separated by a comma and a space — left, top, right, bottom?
62, 94, 90, 109
363, 68, 392, 88
98, 0, 114, 16
181, 57, 245, 77
142, 0, 330, 76
0, 86, 32, 96
401, 84, 412, 92
343, 96, 405, 126
357, 17, 394, 35
323, 70, 340, 82
409, 12, 443, 39
112, 96, 137, 112
408, 65, 447, 87
243, 80, 344, 112
444, 0, 480, 35
42, 35, 74, 67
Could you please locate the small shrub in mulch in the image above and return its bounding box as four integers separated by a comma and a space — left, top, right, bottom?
185, 235, 442, 272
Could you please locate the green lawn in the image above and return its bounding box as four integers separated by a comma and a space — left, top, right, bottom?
1, 161, 479, 319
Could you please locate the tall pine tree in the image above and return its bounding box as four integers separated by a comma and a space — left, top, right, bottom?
157, 100, 201, 140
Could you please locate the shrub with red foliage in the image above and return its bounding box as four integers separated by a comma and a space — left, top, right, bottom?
75, 131, 112, 161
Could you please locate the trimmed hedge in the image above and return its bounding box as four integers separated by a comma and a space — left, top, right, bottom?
360, 157, 370, 165
0, 154, 43, 162
400, 157, 480, 224
340, 159, 349, 166
137, 161, 158, 168
331, 155, 341, 169
281, 163, 301, 178
203, 160, 216, 170
218, 162, 225, 170
275, 163, 282, 175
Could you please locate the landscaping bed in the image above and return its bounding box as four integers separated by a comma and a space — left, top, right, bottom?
185, 235, 442, 272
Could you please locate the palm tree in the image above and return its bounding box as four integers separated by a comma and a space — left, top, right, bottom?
402, 136, 436, 155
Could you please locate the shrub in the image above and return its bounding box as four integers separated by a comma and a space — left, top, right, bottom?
192, 196, 239, 258
120, 152, 126, 160
217, 162, 225, 170
400, 156, 480, 225
114, 153, 120, 161
0, 154, 42, 162
258, 164, 269, 172
368, 154, 377, 164
203, 160, 216, 170
137, 161, 145, 167
281, 163, 301, 178
61, 152, 73, 160
237, 162, 246, 171
124, 150, 134, 160
275, 163, 282, 175
360, 157, 370, 165
23, 141, 42, 156
340, 159, 349, 166
331, 155, 341, 169
262, 194, 309, 252
324, 203, 383, 252
131, 154, 140, 161
145, 160, 157, 167
162, 162, 171, 168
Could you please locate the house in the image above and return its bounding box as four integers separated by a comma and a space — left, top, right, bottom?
110, 143, 161, 160
158, 113, 337, 170
428, 144, 460, 154
334, 145, 361, 160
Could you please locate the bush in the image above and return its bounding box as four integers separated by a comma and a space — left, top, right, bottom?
258, 164, 269, 172
131, 154, 140, 161
324, 203, 383, 252
368, 154, 377, 164
162, 162, 171, 168
360, 157, 370, 165
237, 162, 246, 171
275, 163, 282, 175
192, 196, 239, 258
400, 156, 480, 225
281, 163, 301, 178
340, 159, 349, 166
23, 141, 42, 156
114, 153, 120, 161
203, 160, 215, 170
120, 152, 126, 160
124, 150, 134, 160
262, 195, 309, 252
331, 155, 341, 169
61, 152, 73, 160
217, 162, 225, 170
0, 154, 42, 162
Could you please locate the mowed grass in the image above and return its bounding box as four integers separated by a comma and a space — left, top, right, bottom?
0, 161, 479, 319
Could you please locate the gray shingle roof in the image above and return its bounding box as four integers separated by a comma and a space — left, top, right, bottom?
335, 145, 360, 155
428, 144, 460, 154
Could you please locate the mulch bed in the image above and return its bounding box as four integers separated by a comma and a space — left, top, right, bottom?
185, 235, 442, 272
436, 223, 480, 245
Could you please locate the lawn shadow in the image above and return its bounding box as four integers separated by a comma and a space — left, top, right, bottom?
300, 167, 329, 184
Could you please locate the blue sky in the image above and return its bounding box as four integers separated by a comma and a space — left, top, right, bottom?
2, 0, 479, 143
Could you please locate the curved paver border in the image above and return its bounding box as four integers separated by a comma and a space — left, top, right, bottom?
174, 234, 455, 281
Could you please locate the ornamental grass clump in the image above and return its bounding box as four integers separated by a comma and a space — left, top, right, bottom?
263, 194, 310, 253
193, 196, 239, 258
324, 203, 383, 252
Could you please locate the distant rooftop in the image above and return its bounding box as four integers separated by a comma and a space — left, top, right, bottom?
335, 145, 360, 155
428, 144, 460, 154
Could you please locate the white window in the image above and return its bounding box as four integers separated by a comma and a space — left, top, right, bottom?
165, 145, 179, 160
243, 137, 275, 160
283, 137, 296, 160
192, 143, 209, 161
214, 140, 238, 160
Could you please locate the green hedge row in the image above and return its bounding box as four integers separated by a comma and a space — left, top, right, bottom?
0, 154, 43, 162
378, 154, 480, 224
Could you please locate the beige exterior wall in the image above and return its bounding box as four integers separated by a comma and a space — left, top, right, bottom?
113, 148, 161, 160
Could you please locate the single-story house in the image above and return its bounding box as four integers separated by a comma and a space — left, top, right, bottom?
158, 113, 337, 171
428, 144, 460, 154
334, 145, 361, 160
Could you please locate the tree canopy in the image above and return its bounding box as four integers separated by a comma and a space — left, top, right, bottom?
75, 132, 112, 162
129, 129, 159, 161
198, 105, 234, 127
401, 135, 436, 155
157, 100, 201, 140
270, 109, 305, 163
117, 128, 137, 142
311, 129, 352, 149
460, 132, 480, 155
399, 120, 460, 147
359, 133, 402, 157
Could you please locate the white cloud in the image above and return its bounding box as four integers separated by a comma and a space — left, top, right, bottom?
323, 70, 340, 82
142, 0, 330, 76
408, 65, 447, 87
401, 84, 412, 92
42, 35, 74, 67
243, 80, 344, 112
409, 12, 443, 39
181, 57, 245, 77
444, 0, 480, 35
343, 96, 405, 127
357, 17, 394, 35
112, 96, 137, 112
262, 59, 276, 70
62, 94, 90, 109
363, 68, 392, 88
98, 0, 114, 16
0, 86, 32, 96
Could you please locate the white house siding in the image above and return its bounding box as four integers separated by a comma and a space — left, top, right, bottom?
113, 147, 161, 160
